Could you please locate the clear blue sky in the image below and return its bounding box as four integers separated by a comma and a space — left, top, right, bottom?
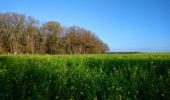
1, 0, 170, 52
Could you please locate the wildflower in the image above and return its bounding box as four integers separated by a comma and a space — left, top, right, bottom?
71, 86, 74, 90
162, 94, 164, 96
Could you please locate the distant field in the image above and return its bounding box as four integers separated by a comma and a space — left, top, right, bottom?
0, 54, 170, 100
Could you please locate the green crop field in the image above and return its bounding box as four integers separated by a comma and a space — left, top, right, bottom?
0, 54, 170, 100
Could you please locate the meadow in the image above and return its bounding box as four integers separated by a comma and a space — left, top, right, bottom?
0, 54, 170, 100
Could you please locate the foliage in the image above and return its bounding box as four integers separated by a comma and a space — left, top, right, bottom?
0, 54, 170, 100
0, 12, 109, 54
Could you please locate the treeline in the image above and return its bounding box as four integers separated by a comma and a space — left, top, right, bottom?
0, 12, 109, 54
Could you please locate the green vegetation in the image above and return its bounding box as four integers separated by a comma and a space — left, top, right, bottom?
0, 54, 170, 100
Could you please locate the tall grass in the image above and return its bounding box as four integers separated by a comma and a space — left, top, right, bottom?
0, 54, 170, 100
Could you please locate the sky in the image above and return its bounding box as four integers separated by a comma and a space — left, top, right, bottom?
0, 0, 170, 52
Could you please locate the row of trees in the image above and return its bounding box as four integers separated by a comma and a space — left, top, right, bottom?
0, 12, 109, 54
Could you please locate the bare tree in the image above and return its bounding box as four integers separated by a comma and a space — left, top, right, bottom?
41, 21, 63, 54
64, 26, 109, 54
0, 12, 109, 54
0, 12, 26, 54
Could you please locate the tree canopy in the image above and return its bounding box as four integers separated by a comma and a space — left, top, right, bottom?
0, 12, 109, 54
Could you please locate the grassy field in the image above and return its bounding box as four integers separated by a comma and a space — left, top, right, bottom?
0, 54, 170, 100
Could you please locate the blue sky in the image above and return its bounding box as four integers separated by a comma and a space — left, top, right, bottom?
1, 0, 170, 52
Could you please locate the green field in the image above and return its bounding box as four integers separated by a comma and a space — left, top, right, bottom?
0, 54, 170, 100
